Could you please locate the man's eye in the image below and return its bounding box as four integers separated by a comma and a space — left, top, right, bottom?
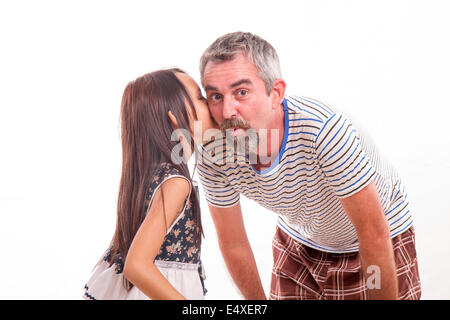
237, 89, 248, 96
210, 94, 222, 101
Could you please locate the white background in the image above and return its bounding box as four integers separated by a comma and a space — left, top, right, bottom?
0, 0, 449, 299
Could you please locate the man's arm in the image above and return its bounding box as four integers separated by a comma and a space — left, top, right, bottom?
340, 180, 398, 299
208, 202, 267, 300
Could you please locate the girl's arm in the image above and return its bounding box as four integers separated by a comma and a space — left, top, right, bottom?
123, 177, 191, 300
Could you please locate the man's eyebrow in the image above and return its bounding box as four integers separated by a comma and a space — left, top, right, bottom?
204, 85, 218, 92
230, 79, 252, 88
204, 79, 253, 92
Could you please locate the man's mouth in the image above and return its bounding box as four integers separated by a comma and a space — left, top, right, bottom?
220, 118, 251, 134
228, 127, 246, 136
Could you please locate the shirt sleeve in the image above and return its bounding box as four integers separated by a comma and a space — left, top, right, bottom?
314, 112, 375, 198
196, 147, 240, 208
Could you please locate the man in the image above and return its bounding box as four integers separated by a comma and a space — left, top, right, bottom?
196, 32, 421, 300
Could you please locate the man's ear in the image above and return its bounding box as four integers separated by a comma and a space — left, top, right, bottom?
168, 110, 179, 129
270, 78, 287, 109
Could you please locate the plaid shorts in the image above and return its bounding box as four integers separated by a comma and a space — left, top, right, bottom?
270, 226, 421, 300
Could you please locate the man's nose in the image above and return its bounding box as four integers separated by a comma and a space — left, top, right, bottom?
222, 96, 238, 120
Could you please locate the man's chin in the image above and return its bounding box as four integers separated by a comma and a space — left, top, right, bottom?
230, 128, 246, 137
226, 135, 259, 155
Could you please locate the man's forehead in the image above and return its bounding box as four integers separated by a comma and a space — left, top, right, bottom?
202, 56, 260, 90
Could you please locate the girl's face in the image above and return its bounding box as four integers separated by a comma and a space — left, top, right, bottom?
175, 72, 218, 145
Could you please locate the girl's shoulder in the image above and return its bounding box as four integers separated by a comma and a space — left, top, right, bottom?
149, 162, 184, 186
146, 162, 191, 201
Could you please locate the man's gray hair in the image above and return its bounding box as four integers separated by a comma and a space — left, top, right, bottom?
200, 32, 282, 94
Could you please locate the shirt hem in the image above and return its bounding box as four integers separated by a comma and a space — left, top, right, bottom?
277, 217, 413, 254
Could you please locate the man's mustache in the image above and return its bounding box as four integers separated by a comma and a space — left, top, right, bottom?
220, 118, 251, 134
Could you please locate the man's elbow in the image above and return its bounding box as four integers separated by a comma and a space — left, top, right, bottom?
358, 224, 391, 249
218, 238, 251, 258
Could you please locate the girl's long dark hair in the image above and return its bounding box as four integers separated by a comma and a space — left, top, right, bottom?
109, 68, 203, 289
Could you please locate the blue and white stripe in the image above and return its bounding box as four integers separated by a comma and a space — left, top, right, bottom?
197, 95, 413, 253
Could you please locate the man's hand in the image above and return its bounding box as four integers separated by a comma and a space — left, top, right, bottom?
209, 202, 267, 300
340, 181, 398, 299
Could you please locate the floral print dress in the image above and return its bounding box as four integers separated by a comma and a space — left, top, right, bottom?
83, 163, 206, 300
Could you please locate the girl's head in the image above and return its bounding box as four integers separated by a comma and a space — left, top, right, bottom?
120, 68, 215, 164
169, 71, 217, 146
112, 69, 214, 285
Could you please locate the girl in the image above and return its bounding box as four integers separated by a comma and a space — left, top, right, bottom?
83, 68, 217, 300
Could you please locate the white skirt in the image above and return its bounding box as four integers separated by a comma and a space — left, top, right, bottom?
83, 260, 205, 300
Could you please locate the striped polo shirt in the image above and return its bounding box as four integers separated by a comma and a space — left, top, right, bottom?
197, 95, 413, 253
